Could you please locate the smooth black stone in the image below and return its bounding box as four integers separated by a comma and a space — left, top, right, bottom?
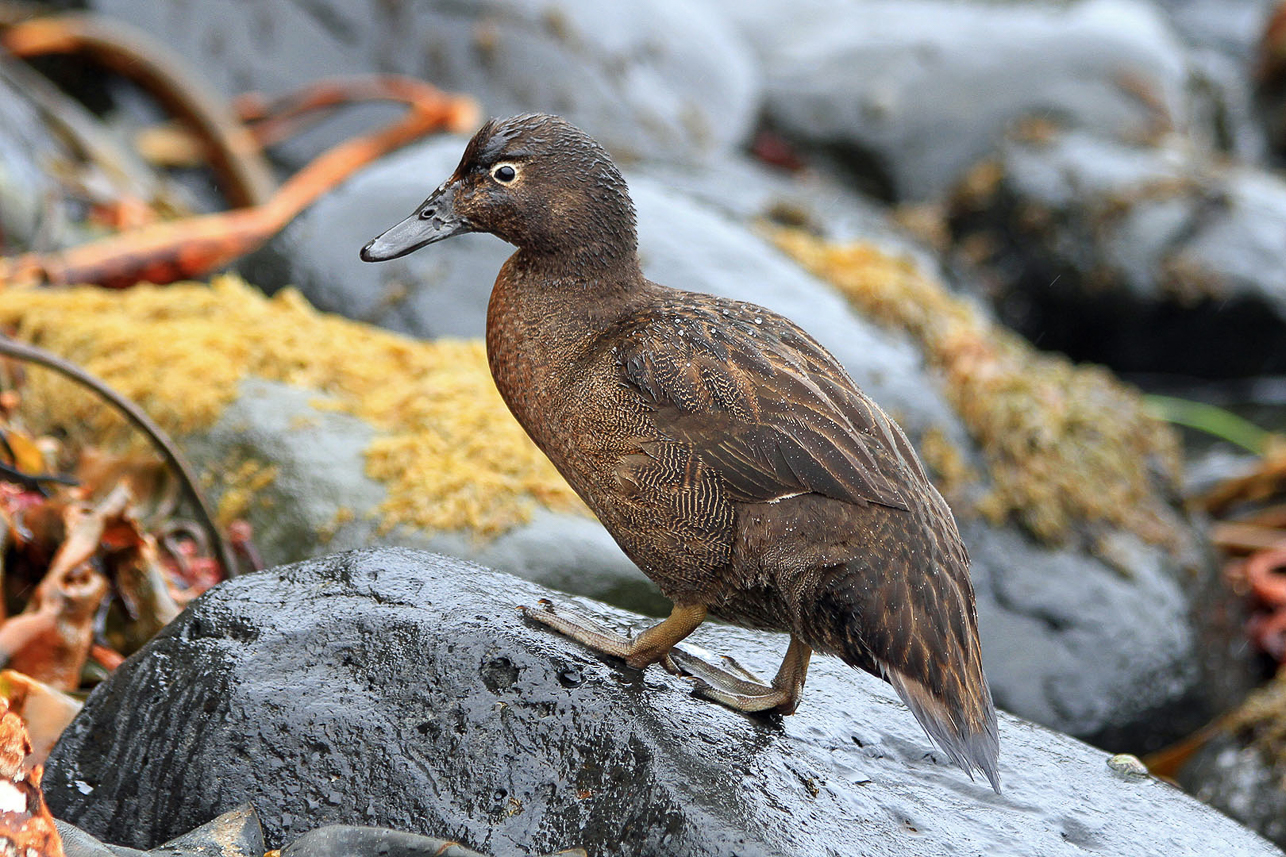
43, 548, 1282, 857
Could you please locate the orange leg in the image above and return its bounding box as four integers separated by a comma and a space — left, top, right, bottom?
521, 600, 707, 669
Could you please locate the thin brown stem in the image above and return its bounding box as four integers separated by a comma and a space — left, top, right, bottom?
0, 335, 236, 578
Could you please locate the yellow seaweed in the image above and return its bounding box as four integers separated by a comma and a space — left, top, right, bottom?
0, 276, 586, 539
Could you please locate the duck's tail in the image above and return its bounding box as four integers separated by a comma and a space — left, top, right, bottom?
883, 655, 1001, 793
810, 560, 1001, 793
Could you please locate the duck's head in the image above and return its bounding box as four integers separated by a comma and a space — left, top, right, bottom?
360, 113, 638, 270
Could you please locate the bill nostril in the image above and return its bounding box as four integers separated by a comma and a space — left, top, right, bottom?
419, 207, 437, 220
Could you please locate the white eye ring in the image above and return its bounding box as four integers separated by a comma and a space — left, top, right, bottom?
491, 163, 519, 183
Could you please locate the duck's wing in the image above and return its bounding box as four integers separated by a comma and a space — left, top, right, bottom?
613, 299, 920, 511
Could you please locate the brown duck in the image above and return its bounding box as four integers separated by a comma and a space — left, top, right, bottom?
361, 114, 1000, 791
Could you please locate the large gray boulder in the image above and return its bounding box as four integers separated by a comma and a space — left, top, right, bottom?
703, 0, 1191, 200
88, 0, 760, 164
43, 549, 1284, 857
948, 128, 1286, 376
239, 136, 510, 341
1150, 0, 1279, 161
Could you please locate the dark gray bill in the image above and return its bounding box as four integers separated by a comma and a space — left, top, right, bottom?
360, 183, 470, 262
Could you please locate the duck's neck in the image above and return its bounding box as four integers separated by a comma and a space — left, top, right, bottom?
485, 248, 652, 416
506, 247, 649, 321
516, 224, 641, 280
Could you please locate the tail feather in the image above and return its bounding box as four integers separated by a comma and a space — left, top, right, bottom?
885, 664, 1001, 793
809, 542, 1003, 791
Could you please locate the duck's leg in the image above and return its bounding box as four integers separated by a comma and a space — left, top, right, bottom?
669, 636, 812, 715
521, 600, 707, 669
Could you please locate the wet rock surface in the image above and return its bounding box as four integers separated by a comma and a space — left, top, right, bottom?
43, 549, 1284, 856
708, 0, 1190, 200
950, 128, 1286, 377
88, 0, 759, 165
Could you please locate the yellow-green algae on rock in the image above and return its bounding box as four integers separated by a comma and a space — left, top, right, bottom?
0, 276, 586, 538
771, 228, 1186, 552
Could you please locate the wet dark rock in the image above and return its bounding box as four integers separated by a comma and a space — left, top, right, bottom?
950, 128, 1286, 378
706, 0, 1190, 200
88, 0, 759, 165
43, 549, 1283, 856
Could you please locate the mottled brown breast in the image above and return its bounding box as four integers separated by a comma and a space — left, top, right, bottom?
485, 265, 735, 600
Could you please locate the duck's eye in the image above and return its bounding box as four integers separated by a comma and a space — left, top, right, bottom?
492, 164, 517, 184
